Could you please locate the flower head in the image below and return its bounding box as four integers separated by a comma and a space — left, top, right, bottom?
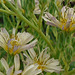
0, 54, 42, 75
24, 48, 63, 73
43, 6, 75, 32
34, 0, 48, 14
0, 54, 22, 75
0, 28, 37, 55
34, 0, 41, 14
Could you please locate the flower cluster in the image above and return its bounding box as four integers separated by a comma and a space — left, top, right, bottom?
1, 0, 75, 74
0, 28, 63, 74
0, 54, 42, 75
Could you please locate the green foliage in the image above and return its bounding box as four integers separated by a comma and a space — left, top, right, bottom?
0, 0, 75, 75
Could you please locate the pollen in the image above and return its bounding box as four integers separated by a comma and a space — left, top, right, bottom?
10, 40, 19, 46
38, 65, 46, 70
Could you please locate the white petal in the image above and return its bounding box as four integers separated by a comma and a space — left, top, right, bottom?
18, 39, 37, 53
34, 7, 41, 14
0, 72, 4, 75
28, 48, 36, 59
23, 53, 33, 65
7, 66, 14, 75
12, 28, 16, 36
61, 6, 66, 18
1, 58, 9, 72
17, 0, 21, 8
38, 47, 48, 62
1, 28, 9, 38
17, 32, 34, 45
44, 69, 55, 73
42, 16, 51, 22
22, 64, 39, 75
44, 12, 60, 26
14, 54, 20, 71
46, 21, 58, 27
22, 65, 34, 75
33, 69, 42, 75
0, 33, 7, 43
14, 70, 22, 75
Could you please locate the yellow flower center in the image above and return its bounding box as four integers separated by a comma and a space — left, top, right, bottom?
34, 58, 46, 70
59, 17, 75, 31
6, 35, 21, 54
8, 40, 20, 54
37, 61, 46, 70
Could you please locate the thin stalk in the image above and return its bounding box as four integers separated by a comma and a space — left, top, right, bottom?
1, 0, 9, 11
32, 13, 38, 24
53, 2, 61, 19
11, 15, 16, 25
16, 20, 20, 33
7, 16, 15, 28
68, 69, 75, 75
0, 9, 16, 15
38, 8, 44, 29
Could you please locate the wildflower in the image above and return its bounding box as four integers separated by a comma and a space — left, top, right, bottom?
24, 48, 63, 73
0, 54, 22, 75
43, 6, 75, 32
0, 28, 37, 55
34, 0, 41, 14
34, 0, 48, 14
0, 54, 42, 75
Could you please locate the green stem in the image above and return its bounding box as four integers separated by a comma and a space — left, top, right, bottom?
0, 9, 16, 15
16, 20, 20, 33
32, 13, 38, 24
7, 16, 14, 27
39, 8, 44, 29
1, 0, 9, 11
63, 69, 75, 75
68, 69, 75, 75
53, 2, 61, 19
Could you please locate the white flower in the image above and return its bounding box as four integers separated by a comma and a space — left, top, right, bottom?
0, 28, 37, 55
0, 54, 22, 75
34, 0, 48, 14
34, 0, 41, 14
0, 54, 42, 75
43, 6, 75, 32
24, 48, 63, 73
